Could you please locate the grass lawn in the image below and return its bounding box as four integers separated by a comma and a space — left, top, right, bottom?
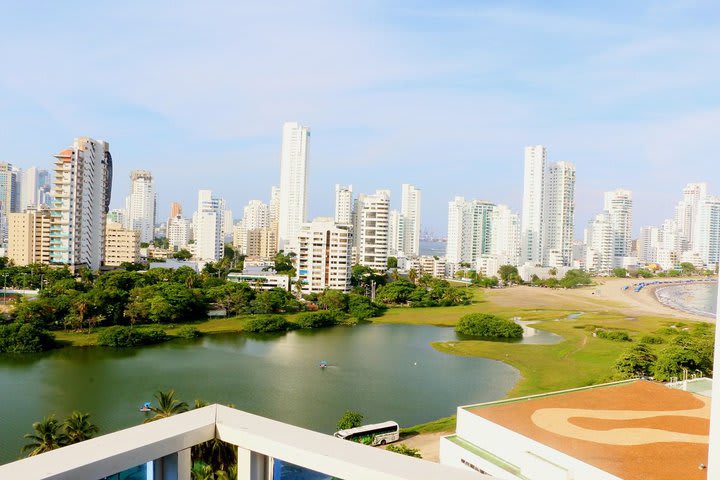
55, 315, 253, 347
374, 286, 705, 398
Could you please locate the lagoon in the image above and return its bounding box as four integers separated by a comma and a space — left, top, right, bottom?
0, 323, 519, 464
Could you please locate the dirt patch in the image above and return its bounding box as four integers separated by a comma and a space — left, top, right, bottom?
390, 431, 449, 462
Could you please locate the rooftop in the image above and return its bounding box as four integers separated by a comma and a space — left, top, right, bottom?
465, 379, 710, 480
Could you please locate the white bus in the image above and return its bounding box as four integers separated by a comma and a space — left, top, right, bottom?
333, 421, 400, 446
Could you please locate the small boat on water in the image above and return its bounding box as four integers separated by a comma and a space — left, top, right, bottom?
139, 402, 152, 412
319, 360, 328, 368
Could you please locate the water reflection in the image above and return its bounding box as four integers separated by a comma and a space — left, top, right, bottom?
0, 323, 519, 464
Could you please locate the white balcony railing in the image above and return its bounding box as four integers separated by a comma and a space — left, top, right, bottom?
0, 404, 493, 480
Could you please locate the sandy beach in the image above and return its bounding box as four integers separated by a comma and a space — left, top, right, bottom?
486, 277, 715, 322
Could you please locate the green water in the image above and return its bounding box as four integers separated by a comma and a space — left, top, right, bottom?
0, 323, 519, 464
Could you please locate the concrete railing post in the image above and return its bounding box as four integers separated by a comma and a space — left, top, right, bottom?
237, 448, 269, 480
154, 448, 191, 480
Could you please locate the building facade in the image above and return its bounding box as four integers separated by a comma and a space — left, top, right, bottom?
400, 183, 421, 257
694, 196, 720, 269
542, 161, 575, 267
167, 214, 192, 250
194, 189, 223, 261
353, 190, 390, 270
520, 145, 546, 265
104, 221, 141, 266
334, 184, 353, 224
49, 137, 112, 271
124, 170, 156, 243
277, 122, 310, 252
7, 208, 52, 266
604, 189, 633, 266
297, 217, 353, 293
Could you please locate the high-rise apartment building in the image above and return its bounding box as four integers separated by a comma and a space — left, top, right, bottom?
170, 202, 182, 218
277, 122, 310, 252
520, 146, 575, 268
0, 162, 17, 217
235, 200, 271, 257
444, 197, 496, 267
520, 146, 546, 265
49, 137, 112, 270
7, 207, 52, 266
104, 221, 140, 267
638, 226, 660, 264
584, 213, 614, 273
387, 209, 404, 256
694, 196, 720, 269
125, 170, 156, 243
489, 204, 521, 268
445, 197, 466, 265
297, 217, 353, 293
400, 184, 421, 256
675, 182, 708, 252
167, 214, 192, 250
245, 227, 277, 259
20, 167, 38, 211
334, 184, 353, 224
243, 200, 270, 230
542, 161, 575, 267
604, 189, 633, 265
354, 190, 390, 270
194, 190, 223, 261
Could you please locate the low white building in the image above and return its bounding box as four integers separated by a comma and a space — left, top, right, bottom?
227, 272, 289, 291
441, 379, 712, 480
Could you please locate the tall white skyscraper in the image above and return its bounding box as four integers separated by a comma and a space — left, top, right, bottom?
694, 196, 720, 269
387, 209, 404, 256
243, 200, 270, 230
521, 145, 546, 265
542, 161, 575, 267
50, 137, 112, 270
584, 213, 614, 273
489, 204, 521, 268
638, 226, 660, 264
675, 182, 708, 252
444, 197, 495, 266
194, 189, 223, 261
277, 122, 310, 252
400, 184, 421, 256
0, 162, 17, 217
604, 189, 633, 264
167, 215, 192, 250
125, 170, 156, 243
335, 184, 353, 224
446, 197, 466, 265
20, 166, 40, 211
354, 190, 390, 270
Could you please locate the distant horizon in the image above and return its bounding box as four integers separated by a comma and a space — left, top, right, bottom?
1, 2, 718, 236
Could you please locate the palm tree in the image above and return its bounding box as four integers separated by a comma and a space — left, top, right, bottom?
215, 465, 238, 480
408, 269, 418, 284
191, 461, 215, 480
63, 411, 99, 444
22, 416, 68, 456
144, 389, 189, 423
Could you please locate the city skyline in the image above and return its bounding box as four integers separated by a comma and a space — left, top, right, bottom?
1, 2, 719, 234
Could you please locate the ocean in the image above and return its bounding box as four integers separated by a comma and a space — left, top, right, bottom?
655, 281, 718, 318
419, 239, 446, 257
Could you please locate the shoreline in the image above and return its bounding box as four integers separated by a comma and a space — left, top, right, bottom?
651, 283, 716, 319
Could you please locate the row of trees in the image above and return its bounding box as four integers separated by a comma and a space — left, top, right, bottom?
614, 323, 714, 380
374, 278, 472, 307
612, 262, 716, 279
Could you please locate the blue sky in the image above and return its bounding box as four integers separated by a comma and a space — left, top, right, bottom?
1, 1, 718, 236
